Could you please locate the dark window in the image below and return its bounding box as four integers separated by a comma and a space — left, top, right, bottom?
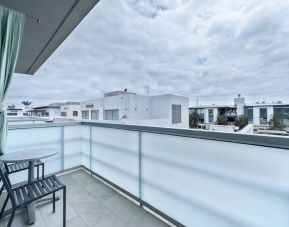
274, 106, 289, 127
259, 108, 267, 125
73, 111, 78, 117
104, 109, 119, 120
245, 107, 253, 124
7, 112, 17, 116
82, 110, 89, 119
91, 110, 99, 120
61, 112, 67, 117
208, 109, 214, 123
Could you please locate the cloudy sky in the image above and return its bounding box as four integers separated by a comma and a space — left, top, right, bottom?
6, 0, 289, 106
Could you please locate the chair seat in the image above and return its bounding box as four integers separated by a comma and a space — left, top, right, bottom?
12, 175, 64, 207
7, 160, 44, 174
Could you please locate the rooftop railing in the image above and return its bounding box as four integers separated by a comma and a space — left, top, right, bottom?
7, 121, 289, 227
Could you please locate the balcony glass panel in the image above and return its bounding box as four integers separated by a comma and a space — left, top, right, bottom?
90, 126, 139, 196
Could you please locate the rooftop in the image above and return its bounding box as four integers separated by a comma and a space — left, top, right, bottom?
0, 169, 169, 227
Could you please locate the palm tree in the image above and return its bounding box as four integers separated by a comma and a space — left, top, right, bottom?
22, 100, 32, 109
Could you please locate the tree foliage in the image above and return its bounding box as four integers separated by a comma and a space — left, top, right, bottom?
216, 114, 227, 125
268, 113, 282, 130
22, 101, 32, 108
235, 115, 248, 130
189, 112, 199, 128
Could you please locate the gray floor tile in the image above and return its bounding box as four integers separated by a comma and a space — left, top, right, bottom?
39, 197, 77, 227
94, 213, 127, 227
70, 170, 94, 186
73, 201, 111, 226
56, 215, 88, 227
103, 193, 146, 225
85, 181, 115, 202
0, 169, 169, 227
130, 211, 169, 227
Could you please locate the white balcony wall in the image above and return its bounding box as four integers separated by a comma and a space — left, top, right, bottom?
90, 127, 139, 196
7, 125, 82, 184
6, 123, 289, 227
141, 132, 289, 227
81, 125, 90, 168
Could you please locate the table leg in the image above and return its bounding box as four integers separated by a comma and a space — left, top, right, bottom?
27, 161, 35, 224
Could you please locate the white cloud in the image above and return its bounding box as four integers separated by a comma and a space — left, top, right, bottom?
6, 0, 289, 106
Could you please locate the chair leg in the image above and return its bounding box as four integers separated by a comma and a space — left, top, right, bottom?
0, 195, 9, 219
42, 163, 45, 179
53, 192, 55, 213
0, 184, 4, 197
7, 207, 15, 227
63, 186, 66, 227
37, 165, 39, 180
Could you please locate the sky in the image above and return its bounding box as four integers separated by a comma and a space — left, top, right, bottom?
6, 0, 289, 107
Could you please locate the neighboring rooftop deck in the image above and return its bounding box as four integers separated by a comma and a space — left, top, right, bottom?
0, 169, 169, 227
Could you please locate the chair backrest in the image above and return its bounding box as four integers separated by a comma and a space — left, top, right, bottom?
0, 161, 16, 206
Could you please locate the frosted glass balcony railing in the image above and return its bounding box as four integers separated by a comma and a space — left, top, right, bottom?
7, 122, 289, 227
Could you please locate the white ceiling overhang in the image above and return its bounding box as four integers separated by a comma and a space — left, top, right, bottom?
0, 0, 100, 75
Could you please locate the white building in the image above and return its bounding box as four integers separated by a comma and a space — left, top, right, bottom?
27, 105, 61, 118
6, 106, 24, 117
190, 95, 289, 127
25, 102, 80, 120
81, 91, 189, 128
59, 102, 81, 120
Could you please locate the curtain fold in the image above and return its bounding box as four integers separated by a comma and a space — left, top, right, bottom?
0, 6, 25, 155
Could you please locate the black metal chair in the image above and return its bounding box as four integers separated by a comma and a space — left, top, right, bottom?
0, 162, 66, 227
0, 160, 45, 199
6, 160, 45, 179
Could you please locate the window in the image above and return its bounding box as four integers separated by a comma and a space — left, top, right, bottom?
82, 110, 89, 119
7, 112, 17, 116
259, 108, 267, 125
104, 109, 119, 120
73, 111, 78, 117
172, 104, 182, 124
85, 104, 94, 108
274, 106, 289, 127
91, 110, 99, 120
208, 109, 214, 123
61, 112, 67, 117
245, 107, 253, 124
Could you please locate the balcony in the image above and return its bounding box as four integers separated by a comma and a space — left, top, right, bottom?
2, 121, 289, 227
0, 169, 168, 227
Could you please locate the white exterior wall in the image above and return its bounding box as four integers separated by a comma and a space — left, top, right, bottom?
267, 106, 274, 122
252, 106, 274, 125
150, 95, 189, 128
253, 107, 260, 125
204, 107, 218, 124
60, 104, 81, 120
81, 99, 103, 120
6, 109, 24, 117
81, 93, 189, 128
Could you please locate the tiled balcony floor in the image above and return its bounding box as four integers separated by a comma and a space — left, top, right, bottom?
0, 169, 169, 227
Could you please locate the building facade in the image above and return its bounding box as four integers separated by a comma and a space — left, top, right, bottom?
190, 96, 289, 127
81, 91, 189, 128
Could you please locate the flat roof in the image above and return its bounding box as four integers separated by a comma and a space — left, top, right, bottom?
32, 106, 60, 110
0, 0, 100, 75
190, 105, 236, 109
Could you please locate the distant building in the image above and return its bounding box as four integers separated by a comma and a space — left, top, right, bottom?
59, 102, 80, 120
27, 105, 61, 118
189, 105, 237, 124
25, 101, 80, 120
6, 106, 23, 117
81, 91, 189, 128
190, 95, 289, 127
